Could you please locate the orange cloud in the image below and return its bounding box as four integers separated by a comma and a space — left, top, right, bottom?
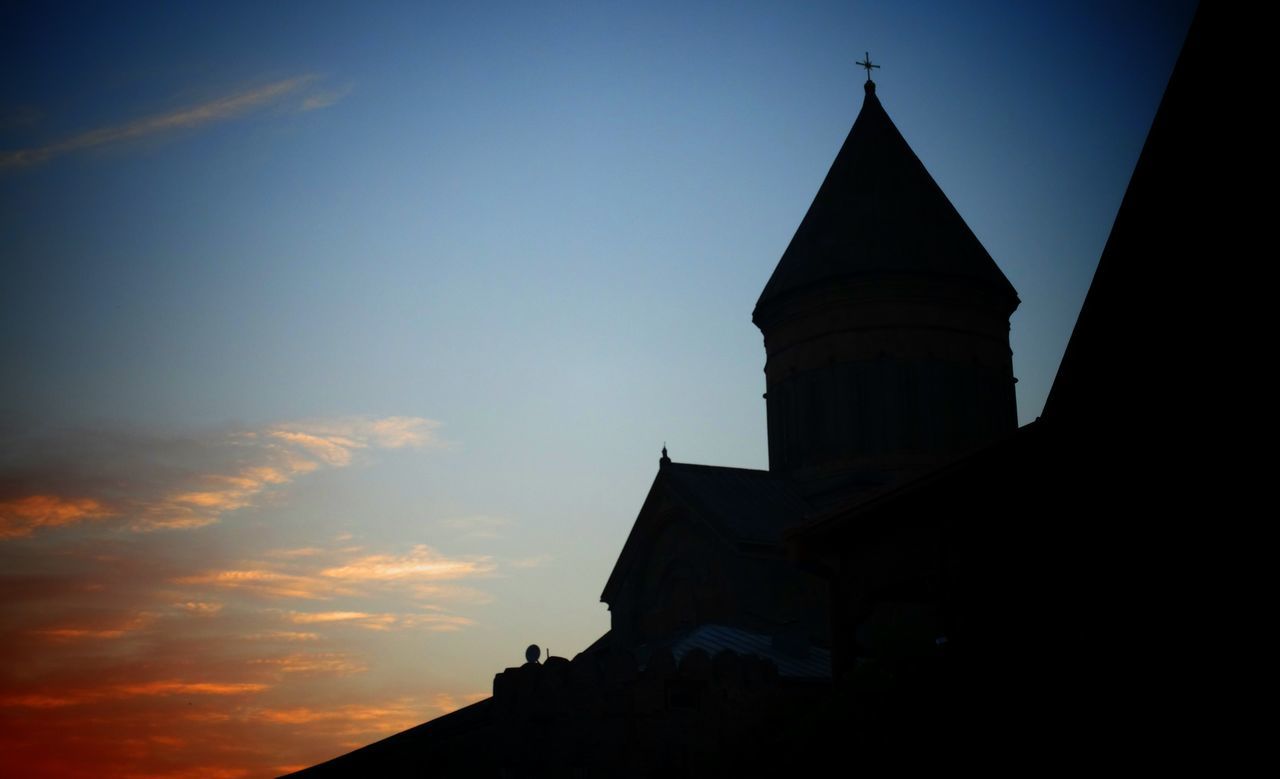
32, 627, 126, 640
268, 430, 360, 466
0, 597, 481, 777
257, 700, 417, 726
174, 568, 357, 600
287, 610, 375, 624
252, 652, 366, 675
0, 416, 494, 779
278, 417, 441, 449
264, 546, 329, 558
246, 631, 320, 642
428, 691, 490, 715
0, 681, 268, 709
411, 583, 495, 604
320, 544, 494, 582
0, 559, 485, 779
364, 416, 440, 448
403, 613, 476, 632
175, 542, 492, 602
0, 415, 441, 538
285, 610, 474, 632
176, 601, 223, 616
113, 681, 269, 697
34, 626, 124, 640
0, 693, 82, 709
251, 698, 436, 744
0, 494, 114, 538
28, 612, 154, 642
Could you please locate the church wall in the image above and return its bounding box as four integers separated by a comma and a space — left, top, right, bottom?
721, 548, 832, 645
756, 276, 1015, 371
608, 499, 831, 648
609, 505, 730, 648
758, 276, 1017, 473
766, 357, 1016, 471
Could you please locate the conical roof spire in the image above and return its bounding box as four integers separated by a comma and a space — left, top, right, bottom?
754, 81, 1018, 318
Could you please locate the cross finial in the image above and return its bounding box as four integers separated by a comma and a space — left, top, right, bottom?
856, 52, 880, 83
660, 443, 670, 468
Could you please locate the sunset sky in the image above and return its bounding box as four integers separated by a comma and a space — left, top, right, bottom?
1, 2, 1196, 776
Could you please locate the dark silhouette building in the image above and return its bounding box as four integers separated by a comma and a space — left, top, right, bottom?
286, 10, 1208, 774
755, 79, 1019, 481
598, 74, 1020, 677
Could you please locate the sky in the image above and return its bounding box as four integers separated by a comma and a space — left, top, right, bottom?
1, 1, 1196, 776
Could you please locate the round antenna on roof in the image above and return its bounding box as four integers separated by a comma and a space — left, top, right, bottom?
525, 644, 541, 664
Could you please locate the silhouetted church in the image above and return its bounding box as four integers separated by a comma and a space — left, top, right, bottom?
288, 11, 1209, 774
600, 72, 1018, 665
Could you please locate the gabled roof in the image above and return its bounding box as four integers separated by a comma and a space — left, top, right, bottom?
600, 462, 812, 603
754, 81, 1018, 317
663, 463, 812, 544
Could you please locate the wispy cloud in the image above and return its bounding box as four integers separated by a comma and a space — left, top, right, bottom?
254, 697, 434, 739
278, 416, 440, 450
0, 416, 441, 538
246, 631, 320, 642
177, 601, 224, 616
0, 431, 498, 779
0, 74, 351, 170
0, 411, 509, 778
436, 514, 510, 540
428, 691, 490, 715
411, 583, 494, 605
252, 652, 366, 676
174, 568, 360, 600
115, 681, 270, 697
176, 542, 493, 601
0, 538, 490, 776
300, 83, 353, 112
0, 540, 489, 771
286, 610, 377, 624
508, 554, 552, 569
0, 495, 113, 536
286, 610, 475, 632
321, 544, 492, 582
0, 680, 269, 709
29, 612, 154, 642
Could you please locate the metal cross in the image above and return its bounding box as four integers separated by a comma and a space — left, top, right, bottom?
856, 52, 880, 82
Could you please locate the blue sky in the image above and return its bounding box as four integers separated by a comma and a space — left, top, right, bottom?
0, 2, 1197, 775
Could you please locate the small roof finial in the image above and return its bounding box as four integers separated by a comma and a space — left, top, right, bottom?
857, 51, 880, 86
660, 443, 670, 468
